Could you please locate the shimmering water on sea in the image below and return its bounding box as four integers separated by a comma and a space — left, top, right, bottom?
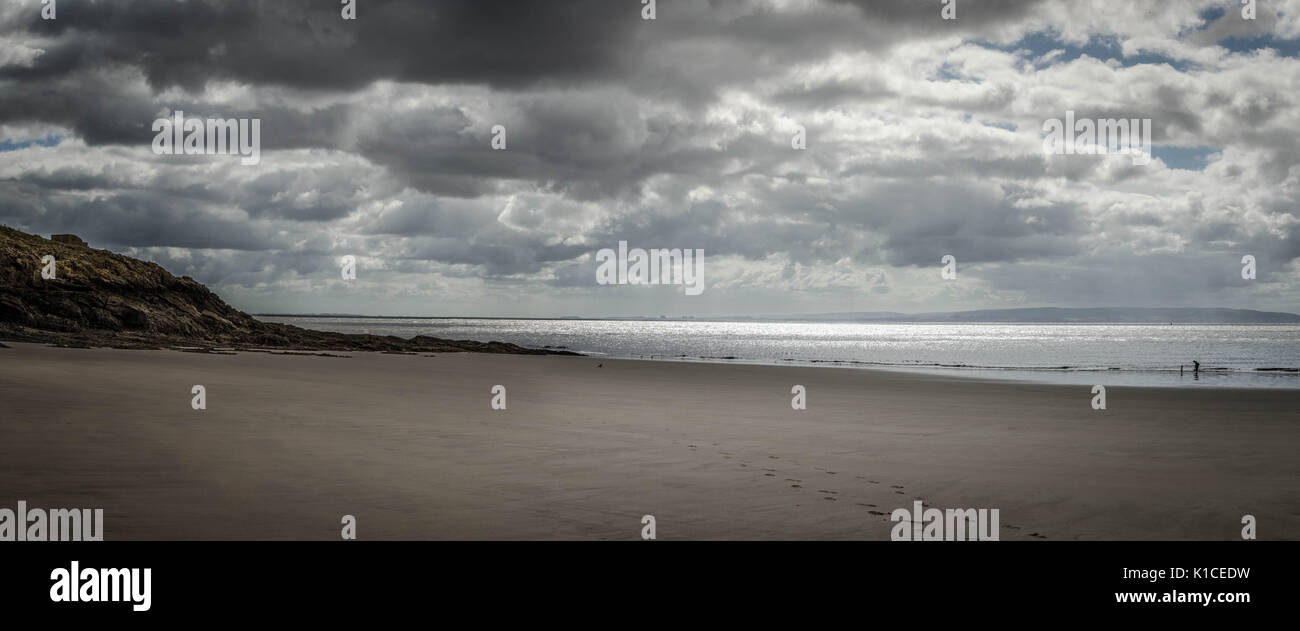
258, 317, 1300, 389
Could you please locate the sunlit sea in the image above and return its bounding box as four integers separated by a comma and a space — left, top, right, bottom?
258, 317, 1300, 389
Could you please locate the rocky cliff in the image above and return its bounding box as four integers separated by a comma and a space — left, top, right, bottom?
0, 225, 563, 354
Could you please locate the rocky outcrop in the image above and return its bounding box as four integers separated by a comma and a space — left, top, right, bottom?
0, 225, 570, 354
51, 234, 88, 247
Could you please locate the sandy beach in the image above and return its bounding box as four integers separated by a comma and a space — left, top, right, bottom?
1, 341, 1296, 540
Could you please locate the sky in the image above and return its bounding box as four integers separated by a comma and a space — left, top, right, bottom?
1, 0, 1298, 317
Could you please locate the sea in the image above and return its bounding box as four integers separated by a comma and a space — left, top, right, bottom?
257, 317, 1300, 389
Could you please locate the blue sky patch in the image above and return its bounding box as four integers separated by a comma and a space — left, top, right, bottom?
974, 31, 1193, 71
0, 133, 62, 152
1217, 33, 1300, 57
1151, 145, 1218, 171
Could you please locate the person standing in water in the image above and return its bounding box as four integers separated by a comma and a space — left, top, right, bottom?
1193, 360, 1200, 374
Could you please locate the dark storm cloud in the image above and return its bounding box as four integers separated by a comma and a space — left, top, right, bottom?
830, 180, 1085, 266
0, 181, 280, 251
6, 0, 641, 92
362, 196, 593, 275
403, 237, 591, 276
134, 246, 337, 285
352, 91, 794, 199
12, 167, 120, 192
1, 0, 1014, 133
0, 70, 158, 144
352, 104, 505, 199
363, 197, 491, 237
578, 196, 866, 269
0, 180, 46, 223
239, 166, 364, 222
830, 0, 1044, 26
0, 79, 351, 151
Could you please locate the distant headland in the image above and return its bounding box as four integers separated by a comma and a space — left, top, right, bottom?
0, 226, 570, 355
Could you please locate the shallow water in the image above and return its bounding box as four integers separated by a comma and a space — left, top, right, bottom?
258, 317, 1300, 389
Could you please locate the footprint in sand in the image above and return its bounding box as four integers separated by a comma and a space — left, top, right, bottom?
867, 510, 888, 516
855, 503, 877, 508
1029, 532, 1047, 539
764, 473, 776, 477
817, 489, 838, 494
791, 484, 802, 488
823, 497, 837, 501
890, 485, 904, 489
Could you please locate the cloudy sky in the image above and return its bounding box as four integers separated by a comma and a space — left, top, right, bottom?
2, 0, 1298, 317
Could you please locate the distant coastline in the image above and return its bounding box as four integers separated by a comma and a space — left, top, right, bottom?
259, 316, 1300, 389
254, 307, 1300, 324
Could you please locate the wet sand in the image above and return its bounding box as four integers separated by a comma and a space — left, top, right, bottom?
0, 341, 1296, 540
